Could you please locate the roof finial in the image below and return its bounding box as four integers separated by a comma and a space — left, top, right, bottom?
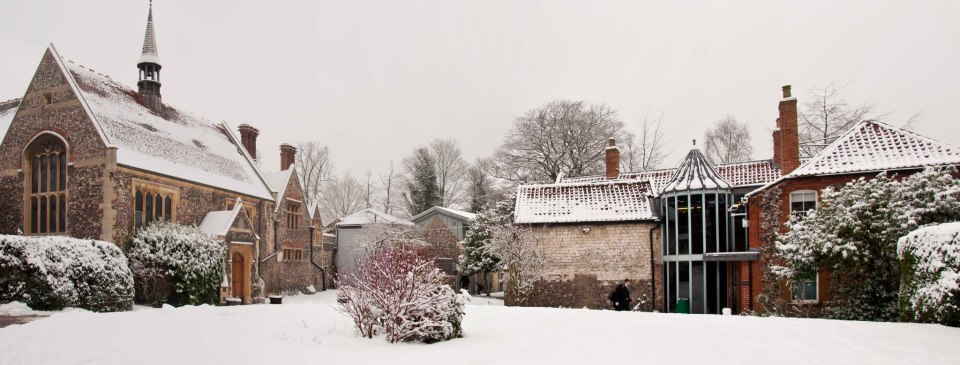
693, 139, 696, 146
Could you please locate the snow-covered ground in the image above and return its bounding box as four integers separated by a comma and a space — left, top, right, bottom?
1, 291, 958, 365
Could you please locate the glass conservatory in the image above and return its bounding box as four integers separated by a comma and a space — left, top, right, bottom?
660, 149, 734, 314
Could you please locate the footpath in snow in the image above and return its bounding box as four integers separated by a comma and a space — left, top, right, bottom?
1, 290, 958, 365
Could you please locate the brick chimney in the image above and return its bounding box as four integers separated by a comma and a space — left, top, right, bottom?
605, 138, 620, 179
280, 144, 297, 171
238, 124, 259, 159
777, 85, 801, 174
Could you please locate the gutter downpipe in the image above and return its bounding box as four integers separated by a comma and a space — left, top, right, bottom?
649, 224, 660, 312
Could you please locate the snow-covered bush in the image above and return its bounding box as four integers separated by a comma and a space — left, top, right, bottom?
337, 244, 465, 343
898, 223, 960, 326
488, 223, 546, 305
775, 166, 960, 321
128, 222, 224, 307
0, 235, 133, 312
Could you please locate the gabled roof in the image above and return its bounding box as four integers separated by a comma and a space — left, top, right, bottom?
198, 198, 259, 239
336, 208, 412, 227
0, 99, 19, 144
410, 206, 477, 224
263, 167, 296, 212
788, 120, 960, 177
660, 149, 732, 194
514, 180, 656, 224
50, 46, 273, 200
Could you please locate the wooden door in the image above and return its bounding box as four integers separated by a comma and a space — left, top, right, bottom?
231, 252, 245, 301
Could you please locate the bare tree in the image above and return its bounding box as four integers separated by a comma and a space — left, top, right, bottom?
622, 109, 668, 171
487, 223, 547, 304
321, 171, 367, 221
430, 138, 468, 208
378, 161, 398, 215
703, 116, 753, 164
799, 83, 874, 157
295, 141, 334, 207
493, 100, 632, 183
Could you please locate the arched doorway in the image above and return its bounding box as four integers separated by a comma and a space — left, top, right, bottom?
231, 252, 246, 302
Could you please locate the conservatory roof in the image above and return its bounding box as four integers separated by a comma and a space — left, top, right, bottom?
560, 159, 786, 192
514, 180, 656, 224
660, 149, 733, 194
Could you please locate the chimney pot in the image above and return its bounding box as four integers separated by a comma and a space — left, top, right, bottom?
238, 124, 260, 159
782, 85, 792, 98
280, 143, 297, 171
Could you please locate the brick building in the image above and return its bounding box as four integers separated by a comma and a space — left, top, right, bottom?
515, 85, 960, 313
737, 87, 960, 314
0, 4, 330, 303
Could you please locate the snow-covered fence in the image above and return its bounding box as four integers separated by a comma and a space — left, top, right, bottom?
128, 222, 224, 307
0, 235, 134, 312
898, 223, 960, 327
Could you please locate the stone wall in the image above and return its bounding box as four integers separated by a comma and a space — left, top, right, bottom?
508, 221, 663, 311
0, 49, 109, 238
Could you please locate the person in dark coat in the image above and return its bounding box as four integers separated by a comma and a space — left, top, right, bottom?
459, 275, 470, 293
608, 279, 632, 311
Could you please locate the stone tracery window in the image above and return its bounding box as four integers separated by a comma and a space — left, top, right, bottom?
133, 179, 179, 229
285, 200, 301, 230
26, 135, 68, 234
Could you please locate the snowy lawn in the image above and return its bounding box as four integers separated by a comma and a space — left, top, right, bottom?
1, 291, 959, 365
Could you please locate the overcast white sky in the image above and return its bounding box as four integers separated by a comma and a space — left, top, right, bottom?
1, 0, 958, 177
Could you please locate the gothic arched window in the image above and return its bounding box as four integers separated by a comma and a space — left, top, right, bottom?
25, 135, 68, 234
133, 179, 178, 229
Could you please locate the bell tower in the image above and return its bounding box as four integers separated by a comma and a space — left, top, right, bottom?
137, 0, 163, 115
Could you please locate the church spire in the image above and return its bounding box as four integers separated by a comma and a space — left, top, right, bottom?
139, 0, 161, 65
137, 0, 163, 115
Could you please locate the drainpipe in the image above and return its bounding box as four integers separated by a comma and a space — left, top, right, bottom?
308, 224, 327, 291
649, 224, 660, 312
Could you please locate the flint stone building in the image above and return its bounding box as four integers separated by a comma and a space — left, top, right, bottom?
0, 4, 331, 304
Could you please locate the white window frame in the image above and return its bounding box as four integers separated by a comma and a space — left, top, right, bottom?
790, 273, 819, 304
789, 190, 818, 214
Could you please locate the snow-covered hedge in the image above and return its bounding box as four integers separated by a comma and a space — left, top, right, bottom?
337, 244, 466, 343
128, 222, 224, 307
898, 223, 960, 327
0, 235, 133, 312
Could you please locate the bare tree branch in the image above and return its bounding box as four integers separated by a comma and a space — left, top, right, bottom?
703, 115, 753, 164
295, 141, 334, 207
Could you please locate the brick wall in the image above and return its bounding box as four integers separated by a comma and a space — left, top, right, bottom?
510, 221, 663, 311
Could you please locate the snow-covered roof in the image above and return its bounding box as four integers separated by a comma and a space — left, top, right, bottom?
336, 209, 412, 227
514, 180, 656, 224
410, 206, 477, 223
660, 149, 733, 194
138, 4, 161, 66
561, 159, 786, 192
54, 47, 273, 200
263, 168, 295, 212
0, 99, 19, 145
198, 199, 259, 239
788, 120, 960, 177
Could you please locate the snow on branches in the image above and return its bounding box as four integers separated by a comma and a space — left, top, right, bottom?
336, 243, 466, 343
128, 222, 225, 307
0, 235, 134, 312
775, 166, 960, 321
898, 223, 960, 326
488, 222, 547, 305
